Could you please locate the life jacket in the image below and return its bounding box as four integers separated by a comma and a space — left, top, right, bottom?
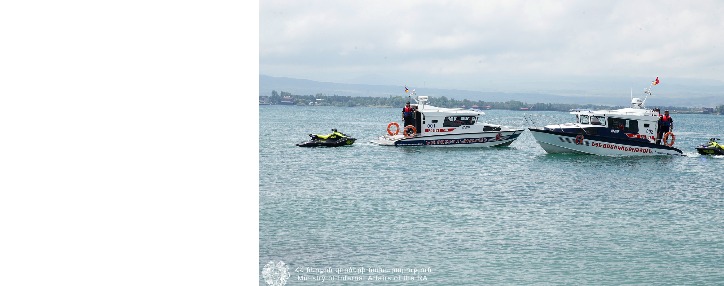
403, 106, 413, 117
661, 115, 672, 127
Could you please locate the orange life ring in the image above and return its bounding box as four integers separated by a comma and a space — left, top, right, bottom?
663, 132, 675, 147
387, 122, 400, 136
403, 125, 417, 138
575, 134, 584, 145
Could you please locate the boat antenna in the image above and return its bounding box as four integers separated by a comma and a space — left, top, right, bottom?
405, 85, 412, 103
642, 76, 658, 106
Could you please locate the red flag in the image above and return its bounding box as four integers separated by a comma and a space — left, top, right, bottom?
653, 77, 659, 85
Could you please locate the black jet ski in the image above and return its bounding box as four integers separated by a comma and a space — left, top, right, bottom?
296, 129, 356, 147
696, 138, 724, 155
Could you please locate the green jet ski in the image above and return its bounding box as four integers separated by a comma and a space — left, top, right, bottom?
297, 129, 356, 147
696, 138, 724, 155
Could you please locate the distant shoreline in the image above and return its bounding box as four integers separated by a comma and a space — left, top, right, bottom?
259, 90, 724, 114
258, 103, 722, 115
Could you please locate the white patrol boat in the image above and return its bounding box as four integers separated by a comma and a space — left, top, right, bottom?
372, 91, 524, 147
528, 80, 683, 156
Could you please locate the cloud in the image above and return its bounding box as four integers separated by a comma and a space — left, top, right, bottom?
260, 1, 724, 93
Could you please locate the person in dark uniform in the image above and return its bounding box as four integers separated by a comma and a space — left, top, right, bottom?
657, 109, 673, 145
402, 102, 414, 127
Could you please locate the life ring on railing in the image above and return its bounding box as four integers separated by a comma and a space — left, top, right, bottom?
575, 134, 584, 145
387, 122, 400, 136
403, 125, 417, 138
663, 132, 675, 147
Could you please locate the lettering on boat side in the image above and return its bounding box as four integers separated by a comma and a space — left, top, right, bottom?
424, 128, 455, 132
590, 142, 653, 153
425, 136, 504, 145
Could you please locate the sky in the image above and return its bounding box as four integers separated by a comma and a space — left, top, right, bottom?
260, 1, 724, 96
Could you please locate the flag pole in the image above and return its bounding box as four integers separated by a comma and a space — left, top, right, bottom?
642, 77, 658, 106
404, 85, 410, 104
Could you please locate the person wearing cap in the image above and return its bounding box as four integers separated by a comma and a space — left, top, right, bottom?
402, 101, 414, 128
657, 109, 674, 145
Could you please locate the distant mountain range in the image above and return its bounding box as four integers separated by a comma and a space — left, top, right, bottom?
259, 75, 724, 107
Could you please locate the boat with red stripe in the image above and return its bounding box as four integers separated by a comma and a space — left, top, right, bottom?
528, 78, 683, 156
372, 89, 523, 147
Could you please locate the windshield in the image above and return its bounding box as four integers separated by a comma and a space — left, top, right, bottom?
579, 115, 589, 124
590, 116, 604, 125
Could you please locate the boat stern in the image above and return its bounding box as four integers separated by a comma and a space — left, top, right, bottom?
370, 134, 405, 146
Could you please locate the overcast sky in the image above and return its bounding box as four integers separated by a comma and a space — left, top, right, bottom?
260, 1, 724, 95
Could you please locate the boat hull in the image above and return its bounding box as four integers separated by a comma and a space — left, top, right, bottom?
528, 127, 683, 156
372, 130, 523, 147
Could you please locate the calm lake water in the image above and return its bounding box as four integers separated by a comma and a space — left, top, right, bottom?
259, 105, 723, 285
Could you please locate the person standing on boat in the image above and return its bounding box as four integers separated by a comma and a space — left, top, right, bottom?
654, 108, 662, 144
657, 110, 674, 145
402, 102, 414, 127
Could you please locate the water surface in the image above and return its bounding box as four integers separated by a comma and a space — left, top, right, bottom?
260, 105, 723, 285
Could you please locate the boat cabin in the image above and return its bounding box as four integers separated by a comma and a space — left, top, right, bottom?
406, 96, 493, 136
567, 107, 662, 142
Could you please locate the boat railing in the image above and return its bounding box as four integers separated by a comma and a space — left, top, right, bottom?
575, 123, 591, 135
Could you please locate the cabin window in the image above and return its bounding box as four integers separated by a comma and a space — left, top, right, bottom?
590, 116, 605, 126
580, 115, 590, 124
643, 123, 649, 127
443, 116, 475, 127
608, 117, 638, 133
431, 120, 438, 123
630, 120, 640, 133
443, 117, 455, 127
